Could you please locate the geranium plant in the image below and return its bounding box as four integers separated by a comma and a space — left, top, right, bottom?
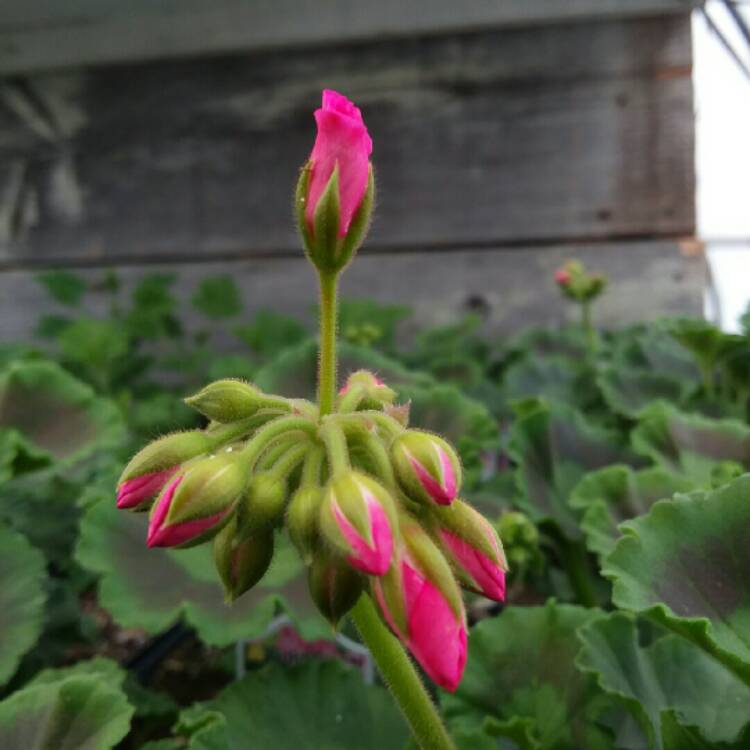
116, 90, 506, 749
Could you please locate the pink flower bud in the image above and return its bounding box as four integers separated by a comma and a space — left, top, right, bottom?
438, 530, 506, 602
374, 554, 467, 692
554, 268, 571, 286
116, 467, 177, 510
146, 454, 245, 548
432, 500, 508, 601
305, 90, 372, 237
391, 430, 461, 506
320, 472, 396, 576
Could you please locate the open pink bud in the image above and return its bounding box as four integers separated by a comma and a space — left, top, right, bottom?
438, 530, 506, 601
320, 471, 396, 576
305, 90, 372, 237
374, 555, 467, 692
391, 430, 461, 506
117, 468, 177, 510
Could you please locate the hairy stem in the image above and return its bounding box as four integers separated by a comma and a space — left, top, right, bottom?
318, 271, 339, 417
351, 595, 456, 750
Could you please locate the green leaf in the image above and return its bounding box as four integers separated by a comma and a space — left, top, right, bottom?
576, 612, 750, 749
0, 524, 46, 685
58, 318, 131, 389
338, 298, 411, 351
0, 360, 126, 464
0, 428, 52, 484
506, 327, 589, 362
234, 310, 308, 360
75, 498, 329, 644
570, 466, 695, 561
443, 601, 611, 750
597, 366, 687, 419
510, 399, 641, 539
186, 660, 407, 749
28, 656, 126, 688
36, 271, 87, 306
35, 314, 73, 339
631, 405, 750, 484
126, 273, 181, 341
603, 475, 750, 687
0, 675, 133, 749
191, 275, 242, 319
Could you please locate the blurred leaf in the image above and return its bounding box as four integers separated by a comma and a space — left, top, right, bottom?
59, 318, 130, 390
603, 475, 750, 686
183, 661, 408, 749
34, 314, 73, 339
443, 601, 611, 750
503, 356, 595, 411
338, 298, 411, 351
0, 674, 132, 749
0, 524, 47, 685
506, 327, 589, 362
577, 612, 750, 749
29, 656, 126, 688
76, 498, 329, 645
36, 271, 87, 307
127, 274, 181, 341
597, 367, 687, 419
570, 466, 695, 561
0, 428, 52, 484
206, 354, 257, 382
191, 276, 242, 320
0, 360, 125, 464
631, 405, 750, 484
509, 399, 641, 539
234, 310, 308, 360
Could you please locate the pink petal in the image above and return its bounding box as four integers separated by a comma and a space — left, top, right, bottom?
332, 494, 393, 576
441, 531, 506, 602
402, 563, 467, 692
409, 447, 456, 505
147, 507, 230, 548
117, 468, 177, 510
305, 91, 372, 237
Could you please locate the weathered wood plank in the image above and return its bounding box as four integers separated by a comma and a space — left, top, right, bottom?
0, 0, 700, 75
0, 241, 705, 345
0, 17, 694, 267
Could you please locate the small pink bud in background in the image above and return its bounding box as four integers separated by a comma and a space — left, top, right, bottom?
391, 430, 461, 506
320, 471, 396, 576
432, 500, 508, 602
305, 90, 372, 238
374, 554, 467, 692
337, 370, 396, 411
554, 268, 571, 285
117, 467, 177, 510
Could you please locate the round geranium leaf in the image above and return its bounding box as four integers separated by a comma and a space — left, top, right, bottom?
443, 601, 610, 749
0, 524, 46, 685
76, 498, 328, 645
570, 465, 695, 561
0, 360, 125, 465
603, 475, 750, 686
0, 675, 132, 749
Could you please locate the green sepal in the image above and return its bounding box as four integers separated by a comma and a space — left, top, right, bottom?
236, 472, 288, 536
157, 452, 246, 527
295, 160, 314, 254
287, 486, 324, 564
184, 379, 289, 423
308, 549, 364, 628
336, 165, 375, 267
213, 518, 274, 602
119, 430, 212, 483
311, 166, 343, 274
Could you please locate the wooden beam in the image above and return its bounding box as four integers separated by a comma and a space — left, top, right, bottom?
0, 0, 700, 75
0, 17, 694, 268
0, 241, 704, 344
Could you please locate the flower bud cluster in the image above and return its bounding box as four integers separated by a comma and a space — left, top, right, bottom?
116, 370, 507, 692
554, 259, 608, 303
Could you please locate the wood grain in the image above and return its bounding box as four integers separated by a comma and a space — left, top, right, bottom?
0, 16, 694, 268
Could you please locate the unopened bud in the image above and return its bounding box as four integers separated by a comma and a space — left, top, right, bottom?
320, 471, 396, 576
287, 486, 324, 563
119, 430, 212, 485
308, 549, 364, 628
391, 430, 461, 506
213, 519, 274, 602
338, 370, 396, 411
147, 453, 245, 548
236, 472, 288, 536
185, 379, 288, 423
372, 517, 466, 691
431, 500, 507, 601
